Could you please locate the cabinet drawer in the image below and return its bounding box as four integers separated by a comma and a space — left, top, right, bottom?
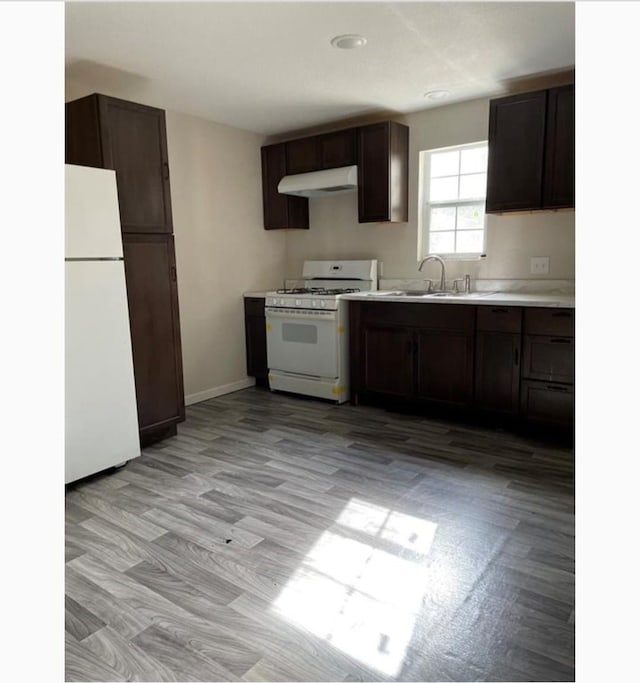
524, 308, 574, 336
520, 379, 574, 427
522, 335, 574, 383
244, 297, 265, 317
477, 306, 522, 333
361, 302, 475, 331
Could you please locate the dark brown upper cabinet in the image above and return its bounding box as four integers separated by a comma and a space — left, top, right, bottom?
543, 85, 575, 209
319, 129, 357, 169
261, 120, 407, 229
285, 128, 357, 174
357, 121, 409, 223
66, 94, 174, 233
486, 84, 574, 213
285, 137, 320, 174
261, 143, 309, 230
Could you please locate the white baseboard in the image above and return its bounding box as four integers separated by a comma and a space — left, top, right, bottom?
185, 378, 256, 406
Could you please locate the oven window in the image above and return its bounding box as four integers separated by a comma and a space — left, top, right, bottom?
282, 323, 318, 344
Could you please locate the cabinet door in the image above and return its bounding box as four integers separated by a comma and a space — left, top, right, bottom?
358, 123, 390, 222
261, 143, 309, 230
97, 96, 174, 233
416, 331, 474, 407
319, 129, 357, 169
475, 332, 521, 415
286, 137, 320, 174
357, 122, 409, 223
543, 84, 575, 208
486, 90, 547, 213
122, 234, 185, 435
244, 298, 268, 384
362, 325, 414, 398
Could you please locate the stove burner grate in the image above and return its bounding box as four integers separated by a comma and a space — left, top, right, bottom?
276, 287, 361, 295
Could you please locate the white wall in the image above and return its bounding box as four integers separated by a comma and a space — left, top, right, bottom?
65, 80, 286, 403
283, 96, 575, 284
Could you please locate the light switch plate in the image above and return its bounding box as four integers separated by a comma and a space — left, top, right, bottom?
530, 256, 549, 275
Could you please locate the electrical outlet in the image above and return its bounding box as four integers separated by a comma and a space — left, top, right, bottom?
530, 256, 549, 275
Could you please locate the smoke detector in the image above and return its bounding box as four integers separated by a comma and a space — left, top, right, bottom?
331, 34, 367, 50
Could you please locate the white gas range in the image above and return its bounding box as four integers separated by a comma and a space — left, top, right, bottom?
265, 260, 378, 403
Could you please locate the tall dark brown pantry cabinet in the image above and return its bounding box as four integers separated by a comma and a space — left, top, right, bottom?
66, 93, 185, 445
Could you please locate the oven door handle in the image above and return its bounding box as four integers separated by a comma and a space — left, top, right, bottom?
265, 307, 337, 321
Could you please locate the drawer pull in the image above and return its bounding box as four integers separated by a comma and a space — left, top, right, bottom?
550, 337, 571, 344
546, 385, 569, 392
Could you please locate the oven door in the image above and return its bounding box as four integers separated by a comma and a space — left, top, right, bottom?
266, 307, 339, 378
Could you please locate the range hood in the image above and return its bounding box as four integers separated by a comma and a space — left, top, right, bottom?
278, 165, 358, 198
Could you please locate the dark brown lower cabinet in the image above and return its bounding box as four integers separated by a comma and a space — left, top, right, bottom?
474, 305, 522, 417
475, 332, 521, 415
244, 298, 269, 387
122, 233, 185, 443
362, 325, 414, 397
520, 308, 574, 430
416, 331, 474, 406
349, 301, 573, 435
350, 302, 474, 409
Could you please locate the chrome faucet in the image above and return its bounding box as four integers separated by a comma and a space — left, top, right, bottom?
418, 255, 446, 291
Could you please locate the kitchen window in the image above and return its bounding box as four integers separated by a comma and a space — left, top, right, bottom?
418, 141, 488, 259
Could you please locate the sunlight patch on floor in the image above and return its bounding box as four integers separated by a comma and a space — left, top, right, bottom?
271, 498, 438, 676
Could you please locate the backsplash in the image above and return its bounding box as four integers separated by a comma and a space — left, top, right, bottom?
380, 278, 575, 295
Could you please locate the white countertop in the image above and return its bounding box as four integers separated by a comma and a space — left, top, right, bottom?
340, 291, 575, 308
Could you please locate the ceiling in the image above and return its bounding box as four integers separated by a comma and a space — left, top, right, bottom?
65, 2, 575, 136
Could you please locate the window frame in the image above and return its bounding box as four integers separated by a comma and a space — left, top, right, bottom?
417, 140, 488, 261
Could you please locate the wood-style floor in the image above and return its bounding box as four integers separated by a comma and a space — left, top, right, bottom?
65, 388, 575, 682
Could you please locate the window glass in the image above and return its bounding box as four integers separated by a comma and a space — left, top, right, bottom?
420, 142, 488, 258
430, 150, 459, 177
430, 206, 456, 231
430, 176, 458, 202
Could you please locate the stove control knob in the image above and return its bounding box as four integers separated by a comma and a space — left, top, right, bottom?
278, 298, 285, 306
295, 299, 301, 306
320, 300, 327, 308
311, 300, 317, 308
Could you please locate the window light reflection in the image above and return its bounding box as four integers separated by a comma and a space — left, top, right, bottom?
271, 498, 438, 677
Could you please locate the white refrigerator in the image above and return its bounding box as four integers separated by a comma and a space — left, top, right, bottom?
65, 164, 140, 484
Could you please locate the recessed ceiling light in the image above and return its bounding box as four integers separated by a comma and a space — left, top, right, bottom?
424, 90, 450, 101
331, 34, 367, 50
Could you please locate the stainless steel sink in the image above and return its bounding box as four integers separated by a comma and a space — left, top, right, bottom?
425, 291, 496, 298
